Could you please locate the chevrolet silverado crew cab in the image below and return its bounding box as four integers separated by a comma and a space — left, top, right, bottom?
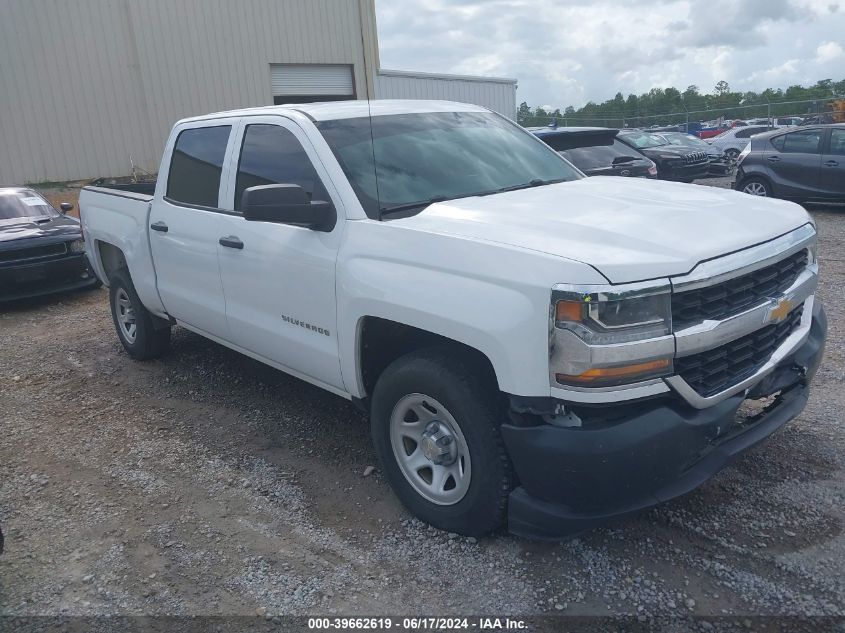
80, 100, 826, 538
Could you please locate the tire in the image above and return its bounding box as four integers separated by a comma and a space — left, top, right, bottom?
371, 347, 513, 536
109, 268, 170, 360
724, 148, 740, 160
740, 177, 772, 197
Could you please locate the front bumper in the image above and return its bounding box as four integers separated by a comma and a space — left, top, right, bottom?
708, 158, 735, 175
0, 252, 98, 302
503, 302, 826, 539
662, 161, 710, 181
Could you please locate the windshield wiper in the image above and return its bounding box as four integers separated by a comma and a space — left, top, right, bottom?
611, 156, 638, 164
378, 178, 569, 219
379, 195, 449, 219
474, 178, 568, 197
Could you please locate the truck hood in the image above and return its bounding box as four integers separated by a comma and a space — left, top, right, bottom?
393, 177, 812, 283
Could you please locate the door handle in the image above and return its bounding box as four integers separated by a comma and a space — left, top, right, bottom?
150, 221, 168, 232
219, 236, 244, 250
767, 156, 780, 162
825, 160, 839, 167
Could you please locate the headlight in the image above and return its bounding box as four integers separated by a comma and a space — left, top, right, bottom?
550, 282, 674, 387
69, 239, 86, 253
554, 286, 671, 344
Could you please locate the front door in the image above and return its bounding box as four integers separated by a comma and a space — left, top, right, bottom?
149, 121, 238, 337
216, 117, 345, 390
819, 128, 845, 198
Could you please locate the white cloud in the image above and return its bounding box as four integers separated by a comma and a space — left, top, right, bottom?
815, 41, 844, 63
375, 0, 845, 108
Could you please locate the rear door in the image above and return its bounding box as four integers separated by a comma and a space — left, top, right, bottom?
149, 120, 239, 337
763, 128, 823, 198
215, 115, 345, 391
818, 128, 845, 198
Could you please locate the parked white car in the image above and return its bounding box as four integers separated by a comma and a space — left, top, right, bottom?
707, 125, 778, 158
79, 100, 826, 539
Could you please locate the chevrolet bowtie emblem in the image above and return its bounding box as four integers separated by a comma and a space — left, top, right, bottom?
767, 297, 794, 323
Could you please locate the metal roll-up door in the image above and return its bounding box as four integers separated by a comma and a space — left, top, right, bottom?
270, 64, 354, 98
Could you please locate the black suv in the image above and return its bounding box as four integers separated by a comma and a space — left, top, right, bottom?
531, 127, 657, 178
734, 124, 845, 202
617, 130, 710, 182
654, 132, 734, 176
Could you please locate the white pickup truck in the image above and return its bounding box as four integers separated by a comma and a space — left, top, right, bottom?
80, 100, 826, 538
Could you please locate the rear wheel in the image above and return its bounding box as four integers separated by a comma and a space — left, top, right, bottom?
740, 177, 771, 197
724, 148, 740, 160
371, 348, 513, 536
109, 269, 170, 360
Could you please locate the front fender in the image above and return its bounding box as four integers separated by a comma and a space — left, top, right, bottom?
336, 221, 607, 398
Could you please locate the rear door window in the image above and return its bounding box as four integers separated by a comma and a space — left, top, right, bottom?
779, 129, 823, 154
166, 126, 232, 208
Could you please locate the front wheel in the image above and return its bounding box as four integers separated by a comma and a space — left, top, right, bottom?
109, 269, 170, 360
371, 348, 513, 536
740, 177, 772, 197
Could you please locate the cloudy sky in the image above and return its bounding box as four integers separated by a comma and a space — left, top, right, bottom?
375, 0, 845, 109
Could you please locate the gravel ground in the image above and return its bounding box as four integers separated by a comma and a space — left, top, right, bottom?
1, 180, 843, 628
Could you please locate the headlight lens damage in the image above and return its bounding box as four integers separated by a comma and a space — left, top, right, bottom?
552, 283, 673, 387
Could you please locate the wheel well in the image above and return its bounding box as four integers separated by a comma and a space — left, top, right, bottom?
358, 317, 498, 398
97, 242, 127, 283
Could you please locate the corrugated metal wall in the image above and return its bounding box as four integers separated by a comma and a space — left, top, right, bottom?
376, 70, 517, 120
0, 0, 377, 183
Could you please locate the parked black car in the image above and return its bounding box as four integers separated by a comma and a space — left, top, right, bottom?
654, 132, 735, 176
734, 124, 845, 202
531, 127, 657, 178
617, 130, 710, 182
0, 187, 99, 301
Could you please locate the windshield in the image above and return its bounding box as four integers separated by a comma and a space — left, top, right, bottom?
661, 133, 709, 149
618, 132, 669, 149
316, 111, 581, 219
0, 190, 58, 221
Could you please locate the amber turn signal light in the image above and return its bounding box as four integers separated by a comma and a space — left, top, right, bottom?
555, 300, 585, 323
556, 358, 671, 387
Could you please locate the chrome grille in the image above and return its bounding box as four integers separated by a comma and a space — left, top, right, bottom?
672, 249, 808, 327
675, 305, 804, 397
0, 242, 67, 264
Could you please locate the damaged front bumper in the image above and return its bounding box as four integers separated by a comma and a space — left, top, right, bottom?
503, 301, 827, 540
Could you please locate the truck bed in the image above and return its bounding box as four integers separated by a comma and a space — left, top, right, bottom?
79, 185, 165, 316
88, 178, 157, 196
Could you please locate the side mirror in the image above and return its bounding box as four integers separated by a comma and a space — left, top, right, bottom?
242, 184, 336, 232
60, 202, 74, 214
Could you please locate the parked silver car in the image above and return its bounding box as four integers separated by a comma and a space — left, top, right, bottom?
707, 125, 779, 159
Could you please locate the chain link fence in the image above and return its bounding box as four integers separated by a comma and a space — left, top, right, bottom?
522, 97, 845, 130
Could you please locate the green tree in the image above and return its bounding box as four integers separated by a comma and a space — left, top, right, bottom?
521, 76, 845, 128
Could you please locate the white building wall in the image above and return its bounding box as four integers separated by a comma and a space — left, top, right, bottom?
376, 69, 517, 120
0, 0, 378, 183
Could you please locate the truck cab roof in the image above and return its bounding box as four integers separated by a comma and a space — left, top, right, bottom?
177, 99, 491, 125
